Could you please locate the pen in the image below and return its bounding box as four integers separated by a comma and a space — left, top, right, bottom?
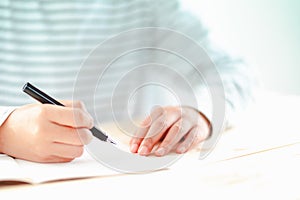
22, 82, 116, 145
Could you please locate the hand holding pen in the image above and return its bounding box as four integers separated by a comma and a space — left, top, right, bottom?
22, 82, 115, 144
0, 82, 114, 163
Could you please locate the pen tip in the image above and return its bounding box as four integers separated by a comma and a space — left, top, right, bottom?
107, 138, 117, 145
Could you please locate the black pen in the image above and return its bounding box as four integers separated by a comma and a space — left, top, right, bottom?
22, 82, 116, 145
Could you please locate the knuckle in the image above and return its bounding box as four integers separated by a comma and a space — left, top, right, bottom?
174, 106, 182, 115
181, 108, 190, 119
33, 126, 43, 137
161, 108, 169, 118
36, 105, 48, 118
152, 106, 163, 114
172, 123, 181, 133
141, 117, 151, 127
76, 109, 86, 122
75, 109, 93, 127
151, 106, 165, 119
33, 124, 49, 140
154, 118, 166, 129
166, 106, 180, 116
143, 137, 154, 147
75, 100, 85, 109
144, 137, 153, 145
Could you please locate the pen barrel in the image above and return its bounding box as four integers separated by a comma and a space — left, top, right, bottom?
22, 82, 115, 144
90, 127, 108, 141
23, 82, 64, 106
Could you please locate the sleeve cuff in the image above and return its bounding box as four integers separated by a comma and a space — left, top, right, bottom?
0, 106, 18, 126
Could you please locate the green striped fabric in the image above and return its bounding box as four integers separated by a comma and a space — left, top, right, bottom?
1, 0, 154, 105
0, 0, 253, 124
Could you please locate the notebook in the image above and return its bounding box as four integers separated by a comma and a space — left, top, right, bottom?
0, 148, 117, 184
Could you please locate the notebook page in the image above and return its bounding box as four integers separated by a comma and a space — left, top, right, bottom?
0, 154, 29, 183
15, 149, 118, 184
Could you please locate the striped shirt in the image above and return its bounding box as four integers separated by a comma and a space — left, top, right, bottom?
0, 0, 254, 126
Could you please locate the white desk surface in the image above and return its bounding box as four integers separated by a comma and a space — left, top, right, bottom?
1, 93, 300, 200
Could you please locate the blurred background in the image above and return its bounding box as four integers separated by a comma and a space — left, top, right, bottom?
184, 0, 300, 95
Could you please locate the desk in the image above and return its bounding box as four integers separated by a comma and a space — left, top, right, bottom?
1, 93, 300, 199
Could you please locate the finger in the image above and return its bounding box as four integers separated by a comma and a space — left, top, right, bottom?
138, 110, 181, 156
129, 116, 151, 153
155, 119, 193, 156
50, 142, 84, 159
43, 104, 93, 128
49, 123, 92, 145
77, 129, 93, 145
129, 106, 165, 153
175, 125, 204, 154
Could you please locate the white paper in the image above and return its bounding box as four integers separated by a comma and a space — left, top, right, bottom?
0, 150, 118, 184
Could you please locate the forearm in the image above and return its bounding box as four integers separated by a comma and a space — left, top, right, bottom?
149, 0, 256, 127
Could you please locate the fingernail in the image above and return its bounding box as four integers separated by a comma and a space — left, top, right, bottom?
155, 147, 165, 156
177, 146, 186, 154
138, 146, 149, 155
130, 144, 138, 153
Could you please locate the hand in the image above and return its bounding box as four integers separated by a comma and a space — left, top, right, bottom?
129, 106, 211, 156
0, 101, 93, 163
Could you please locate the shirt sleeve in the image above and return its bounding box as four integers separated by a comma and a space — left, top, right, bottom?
0, 106, 17, 126
147, 0, 256, 127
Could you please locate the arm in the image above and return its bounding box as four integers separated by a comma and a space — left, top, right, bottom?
149, 0, 255, 125
130, 0, 255, 156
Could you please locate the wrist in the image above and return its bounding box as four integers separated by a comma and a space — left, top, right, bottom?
0, 106, 18, 154
182, 105, 213, 139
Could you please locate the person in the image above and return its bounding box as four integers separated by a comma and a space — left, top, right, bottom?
0, 0, 254, 163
